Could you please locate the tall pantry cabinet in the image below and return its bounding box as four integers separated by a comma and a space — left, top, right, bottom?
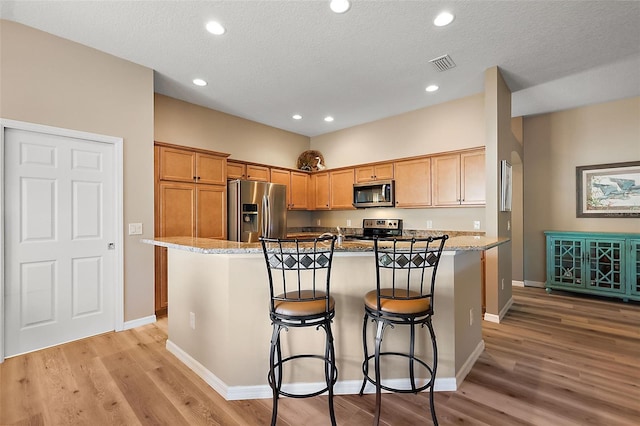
154, 143, 229, 313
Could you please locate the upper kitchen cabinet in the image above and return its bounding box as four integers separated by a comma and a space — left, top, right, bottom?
355, 162, 394, 183
270, 168, 310, 210
432, 148, 485, 206
330, 169, 355, 210
246, 164, 270, 181
227, 160, 247, 180
394, 157, 431, 208
159, 145, 227, 185
312, 172, 330, 210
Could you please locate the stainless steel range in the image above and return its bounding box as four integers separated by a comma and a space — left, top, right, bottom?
360, 218, 403, 239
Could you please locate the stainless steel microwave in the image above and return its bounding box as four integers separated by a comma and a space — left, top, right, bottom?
353, 180, 395, 208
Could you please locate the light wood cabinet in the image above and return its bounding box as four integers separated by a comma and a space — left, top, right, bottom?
312, 172, 330, 210
227, 160, 246, 180
246, 164, 269, 181
394, 157, 431, 207
290, 171, 310, 210
460, 150, 486, 205
330, 169, 355, 210
159, 146, 226, 185
432, 149, 485, 206
270, 168, 310, 210
355, 162, 394, 183
155, 143, 228, 314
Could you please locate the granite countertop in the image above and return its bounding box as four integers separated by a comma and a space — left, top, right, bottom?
142, 234, 509, 254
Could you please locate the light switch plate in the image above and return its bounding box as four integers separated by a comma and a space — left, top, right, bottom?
128, 223, 143, 235
473, 221, 481, 230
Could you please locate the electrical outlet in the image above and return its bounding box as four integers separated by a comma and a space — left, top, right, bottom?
346, 219, 352, 227
316, 219, 321, 226
189, 312, 196, 330
507, 220, 511, 231
128, 223, 143, 235
473, 221, 481, 230
469, 308, 474, 326
426, 220, 433, 229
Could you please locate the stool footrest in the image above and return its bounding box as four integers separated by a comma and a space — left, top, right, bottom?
269, 353, 338, 399
361, 352, 435, 394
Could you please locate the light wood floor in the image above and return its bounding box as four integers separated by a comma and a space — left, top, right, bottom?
1, 287, 639, 425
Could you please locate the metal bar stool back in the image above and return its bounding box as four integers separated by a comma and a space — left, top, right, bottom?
359, 235, 448, 425
260, 235, 338, 426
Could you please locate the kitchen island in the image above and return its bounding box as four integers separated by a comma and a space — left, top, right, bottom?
143, 235, 508, 400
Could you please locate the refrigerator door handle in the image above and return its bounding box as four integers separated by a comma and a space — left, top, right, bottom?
262, 195, 269, 237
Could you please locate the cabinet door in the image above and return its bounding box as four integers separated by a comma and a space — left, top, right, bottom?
394, 158, 431, 207
629, 240, 640, 298
196, 153, 226, 185
196, 184, 226, 239
246, 164, 270, 181
313, 172, 330, 210
290, 171, 309, 210
159, 147, 196, 182
270, 168, 291, 207
461, 150, 485, 205
159, 181, 195, 237
227, 161, 246, 180
355, 163, 394, 183
547, 237, 585, 288
155, 247, 169, 312
432, 154, 460, 206
330, 169, 355, 209
355, 165, 375, 183
586, 239, 625, 294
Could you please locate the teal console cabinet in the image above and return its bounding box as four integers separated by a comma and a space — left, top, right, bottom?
545, 231, 640, 302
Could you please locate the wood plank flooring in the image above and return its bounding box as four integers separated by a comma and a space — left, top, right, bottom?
1, 287, 639, 425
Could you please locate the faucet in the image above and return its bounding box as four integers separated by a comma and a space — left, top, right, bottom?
336, 226, 343, 245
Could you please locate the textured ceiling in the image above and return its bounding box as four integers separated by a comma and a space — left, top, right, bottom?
1, 0, 639, 136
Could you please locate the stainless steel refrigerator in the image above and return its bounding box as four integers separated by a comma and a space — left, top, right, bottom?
227, 180, 287, 242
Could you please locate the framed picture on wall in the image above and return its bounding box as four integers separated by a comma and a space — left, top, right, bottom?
576, 161, 640, 218
500, 160, 512, 212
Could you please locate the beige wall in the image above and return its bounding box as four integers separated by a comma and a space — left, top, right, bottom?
0, 20, 155, 322
311, 94, 485, 168
523, 96, 640, 284
483, 67, 521, 318
154, 94, 309, 169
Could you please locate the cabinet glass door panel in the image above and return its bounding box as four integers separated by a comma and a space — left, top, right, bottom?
629, 240, 640, 297
549, 238, 584, 287
586, 239, 625, 293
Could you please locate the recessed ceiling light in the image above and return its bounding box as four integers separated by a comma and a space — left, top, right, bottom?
330, 0, 351, 14
292, 114, 303, 120
324, 116, 334, 122
206, 21, 226, 35
193, 78, 207, 87
434, 12, 454, 27
425, 85, 439, 92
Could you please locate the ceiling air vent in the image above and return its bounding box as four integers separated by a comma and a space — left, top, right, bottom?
429, 54, 456, 72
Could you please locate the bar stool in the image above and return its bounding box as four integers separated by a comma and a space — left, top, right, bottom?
359, 235, 448, 425
259, 235, 338, 426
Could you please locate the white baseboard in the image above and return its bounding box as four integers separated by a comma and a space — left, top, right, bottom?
122, 315, 156, 330
165, 339, 473, 401
524, 280, 545, 288
483, 296, 514, 324
512, 280, 525, 287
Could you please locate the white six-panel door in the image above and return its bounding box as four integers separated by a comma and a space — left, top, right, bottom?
4, 127, 117, 357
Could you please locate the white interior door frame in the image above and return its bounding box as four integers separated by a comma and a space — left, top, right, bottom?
0, 118, 124, 363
